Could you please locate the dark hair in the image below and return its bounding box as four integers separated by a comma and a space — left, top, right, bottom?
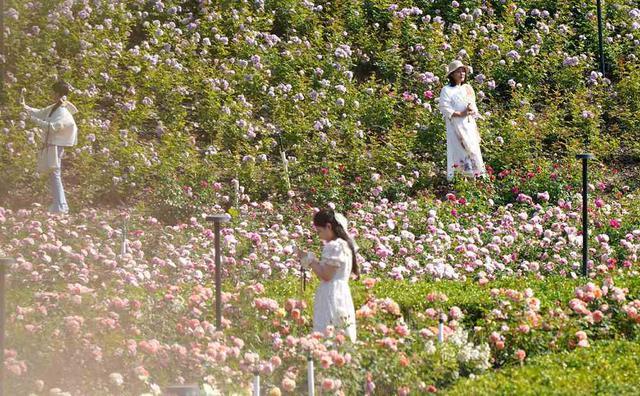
313, 209, 359, 279
49, 80, 71, 117
52, 80, 71, 97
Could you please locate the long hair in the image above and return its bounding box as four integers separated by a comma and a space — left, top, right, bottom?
313, 209, 359, 279
49, 80, 71, 117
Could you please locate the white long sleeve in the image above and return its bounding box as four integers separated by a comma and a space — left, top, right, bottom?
438, 89, 456, 120
25, 102, 79, 147
23, 104, 49, 120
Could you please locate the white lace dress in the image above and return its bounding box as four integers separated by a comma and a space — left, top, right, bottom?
438, 83, 486, 181
313, 239, 357, 342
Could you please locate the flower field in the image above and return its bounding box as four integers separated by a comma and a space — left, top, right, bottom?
2, 178, 640, 394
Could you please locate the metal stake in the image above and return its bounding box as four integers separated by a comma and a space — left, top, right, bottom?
596, 0, 606, 75
205, 214, 231, 329
576, 154, 593, 277
307, 355, 315, 396
253, 370, 260, 396
0, 0, 5, 105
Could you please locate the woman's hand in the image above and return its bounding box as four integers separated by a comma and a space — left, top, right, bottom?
300, 251, 318, 269
297, 248, 308, 268
453, 104, 475, 118
466, 103, 474, 116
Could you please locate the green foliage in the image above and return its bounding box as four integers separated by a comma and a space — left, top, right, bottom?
445, 340, 640, 395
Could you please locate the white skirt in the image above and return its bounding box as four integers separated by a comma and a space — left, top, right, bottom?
313, 279, 356, 342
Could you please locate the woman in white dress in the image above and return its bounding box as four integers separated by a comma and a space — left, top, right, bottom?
438, 60, 486, 181
300, 209, 358, 342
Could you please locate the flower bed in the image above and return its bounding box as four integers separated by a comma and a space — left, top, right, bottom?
1, 187, 640, 394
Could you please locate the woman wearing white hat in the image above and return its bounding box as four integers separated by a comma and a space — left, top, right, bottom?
438, 60, 486, 181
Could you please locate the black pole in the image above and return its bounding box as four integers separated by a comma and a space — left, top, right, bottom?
214, 220, 221, 329
596, 0, 605, 75
0, 257, 14, 396
0, 261, 4, 396
302, 267, 306, 292
205, 214, 230, 330
0, 0, 5, 105
576, 154, 593, 277
577, 1, 604, 279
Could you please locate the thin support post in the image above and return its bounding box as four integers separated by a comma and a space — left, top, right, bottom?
307, 356, 315, 396
206, 214, 231, 330
252, 370, 260, 396
214, 220, 221, 328
0, 0, 5, 105
596, 0, 606, 75
576, 154, 593, 277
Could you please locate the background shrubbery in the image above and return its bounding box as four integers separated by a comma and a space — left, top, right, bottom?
1, 0, 639, 220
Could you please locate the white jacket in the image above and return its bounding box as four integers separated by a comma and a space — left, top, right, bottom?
24, 101, 78, 147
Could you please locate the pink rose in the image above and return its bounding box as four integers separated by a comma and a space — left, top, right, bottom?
281, 378, 296, 392
592, 310, 604, 323
395, 324, 410, 337
322, 379, 336, 391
